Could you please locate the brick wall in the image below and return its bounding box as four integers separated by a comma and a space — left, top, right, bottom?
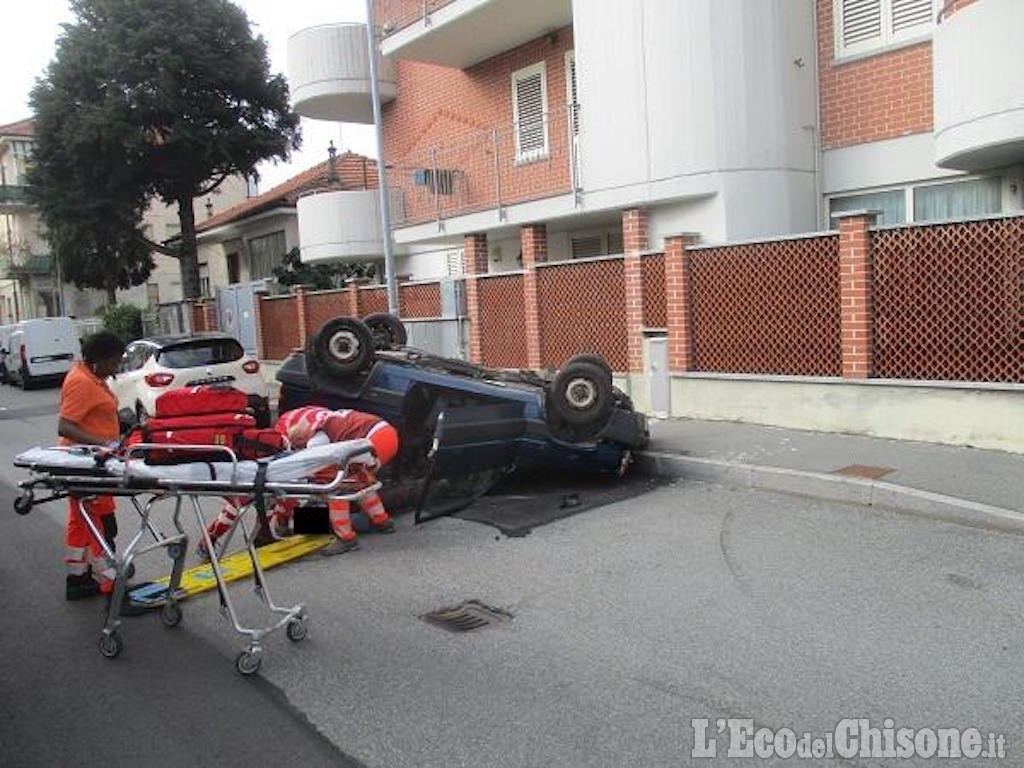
383, 27, 575, 225
817, 0, 933, 150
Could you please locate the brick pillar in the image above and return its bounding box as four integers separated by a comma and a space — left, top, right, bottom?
520, 223, 548, 369
834, 210, 878, 379
463, 233, 489, 364
665, 233, 700, 373
622, 208, 649, 373
293, 286, 310, 349
346, 282, 360, 317
252, 290, 267, 359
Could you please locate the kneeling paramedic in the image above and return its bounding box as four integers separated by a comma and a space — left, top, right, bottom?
59, 332, 145, 614
203, 406, 399, 557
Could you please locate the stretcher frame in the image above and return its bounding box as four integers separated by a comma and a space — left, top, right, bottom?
15, 442, 381, 675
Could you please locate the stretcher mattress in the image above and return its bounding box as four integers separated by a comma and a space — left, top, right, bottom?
14, 440, 375, 484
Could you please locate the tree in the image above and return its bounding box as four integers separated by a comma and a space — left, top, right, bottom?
273, 248, 377, 291
28, 12, 154, 304
33, 0, 301, 300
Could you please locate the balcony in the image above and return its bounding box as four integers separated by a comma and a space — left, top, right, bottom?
378, 0, 572, 69
0, 251, 53, 278
934, 0, 1024, 170
297, 187, 404, 264
388, 103, 579, 230
0, 184, 31, 211
287, 23, 396, 124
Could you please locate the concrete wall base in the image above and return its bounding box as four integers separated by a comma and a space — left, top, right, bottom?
670, 375, 1024, 454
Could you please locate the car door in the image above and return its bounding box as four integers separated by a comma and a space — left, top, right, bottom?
108, 343, 146, 410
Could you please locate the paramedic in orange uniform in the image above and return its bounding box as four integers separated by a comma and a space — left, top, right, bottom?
58, 332, 125, 600
275, 406, 399, 556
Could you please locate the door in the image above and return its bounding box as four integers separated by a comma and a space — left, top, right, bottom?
226, 252, 241, 284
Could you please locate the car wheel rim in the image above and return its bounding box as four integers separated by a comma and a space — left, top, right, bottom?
565, 377, 598, 410
328, 330, 360, 363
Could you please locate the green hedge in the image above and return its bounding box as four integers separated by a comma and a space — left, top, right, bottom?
102, 303, 143, 343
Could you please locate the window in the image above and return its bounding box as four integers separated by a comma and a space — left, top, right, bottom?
834, 0, 937, 59
512, 62, 549, 163
913, 178, 1002, 222
830, 189, 907, 226
157, 338, 244, 369
447, 249, 465, 278
146, 283, 160, 308
247, 230, 287, 280
571, 235, 603, 260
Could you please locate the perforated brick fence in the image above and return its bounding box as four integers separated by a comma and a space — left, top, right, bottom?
688, 235, 842, 376
305, 290, 348, 339
358, 287, 390, 316
399, 281, 443, 318
872, 218, 1024, 382
260, 296, 302, 361
641, 252, 667, 328
536, 257, 628, 371
477, 273, 528, 369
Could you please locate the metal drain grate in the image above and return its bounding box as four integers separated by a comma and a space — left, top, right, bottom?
421, 601, 512, 633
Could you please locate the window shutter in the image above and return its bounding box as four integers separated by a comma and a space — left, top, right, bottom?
567, 52, 579, 137
513, 64, 548, 162
891, 0, 933, 35
607, 231, 624, 256
571, 235, 604, 260
840, 0, 883, 48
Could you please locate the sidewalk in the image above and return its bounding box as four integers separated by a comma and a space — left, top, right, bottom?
638, 419, 1024, 530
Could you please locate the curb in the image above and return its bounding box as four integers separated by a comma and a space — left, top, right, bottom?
635, 450, 1024, 536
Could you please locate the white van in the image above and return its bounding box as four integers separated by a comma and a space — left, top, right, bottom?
8, 317, 81, 389
0, 324, 14, 384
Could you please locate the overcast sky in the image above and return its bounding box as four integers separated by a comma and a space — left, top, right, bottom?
0, 0, 377, 189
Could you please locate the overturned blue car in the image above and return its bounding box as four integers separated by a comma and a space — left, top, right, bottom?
277, 314, 649, 516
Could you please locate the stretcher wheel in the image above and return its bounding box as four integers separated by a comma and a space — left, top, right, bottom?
286, 617, 309, 643
166, 542, 185, 562
160, 602, 183, 628
235, 650, 262, 676
98, 632, 124, 659
13, 494, 32, 516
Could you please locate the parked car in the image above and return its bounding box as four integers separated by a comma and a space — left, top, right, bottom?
108, 333, 270, 426
7, 317, 80, 390
277, 314, 649, 515
0, 324, 14, 384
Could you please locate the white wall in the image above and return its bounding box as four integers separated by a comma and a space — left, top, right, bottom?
572, 0, 818, 241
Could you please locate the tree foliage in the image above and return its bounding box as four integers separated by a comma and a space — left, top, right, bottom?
273, 247, 377, 291
102, 302, 143, 342
31, 0, 301, 301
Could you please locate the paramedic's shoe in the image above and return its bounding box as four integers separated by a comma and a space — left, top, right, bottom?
66, 573, 100, 601
371, 518, 395, 534
320, 537, 359, 557
195, 541, 212, 563
271, 518, 292, 539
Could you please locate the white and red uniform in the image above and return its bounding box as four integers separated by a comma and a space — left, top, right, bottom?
204, 406, 399, 548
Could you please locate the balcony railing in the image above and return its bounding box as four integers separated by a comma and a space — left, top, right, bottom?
389, 103, 580, 228
0, 184, 31, 207
376, 0, 456, 37
0, 251, 53, 278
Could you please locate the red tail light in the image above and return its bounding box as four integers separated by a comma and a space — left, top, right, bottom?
242, 360, 260, 375
145, 372, 175, 387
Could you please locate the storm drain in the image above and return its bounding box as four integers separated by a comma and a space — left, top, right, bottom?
833, 464, 895, 480
421, 601, 512, 633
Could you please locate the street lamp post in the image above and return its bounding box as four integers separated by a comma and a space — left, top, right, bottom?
363, 0, 399, 314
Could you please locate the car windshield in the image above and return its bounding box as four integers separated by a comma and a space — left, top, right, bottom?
157, 338, 243, 369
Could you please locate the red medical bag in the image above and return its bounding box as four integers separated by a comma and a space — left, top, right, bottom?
153, 385, 249, 418
234, 428, 288, 460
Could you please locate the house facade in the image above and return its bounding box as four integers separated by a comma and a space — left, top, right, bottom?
285, 0, 1023, 279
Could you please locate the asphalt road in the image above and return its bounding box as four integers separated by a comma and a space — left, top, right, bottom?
2, 384, 1023, 766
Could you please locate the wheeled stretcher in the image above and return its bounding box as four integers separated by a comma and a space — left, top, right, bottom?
13, 440, 381, 675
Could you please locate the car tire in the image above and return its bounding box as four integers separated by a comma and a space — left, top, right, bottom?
309, 317, 376, 379
362, 313, 408, 350
564, 354, 613, 382
547, 361, 615, 429
135, 403, 149, 426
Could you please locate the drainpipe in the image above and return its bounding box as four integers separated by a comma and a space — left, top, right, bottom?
364, 0, 399, 315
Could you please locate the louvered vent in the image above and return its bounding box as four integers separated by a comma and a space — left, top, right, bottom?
514, 65, 548, 161
891, 0, 933, 33
842, 0, 883, 46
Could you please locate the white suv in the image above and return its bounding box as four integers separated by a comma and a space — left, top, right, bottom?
108, 333, 270, 425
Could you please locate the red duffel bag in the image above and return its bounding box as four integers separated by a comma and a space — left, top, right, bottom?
234, 428, 289, 460
153, 385, 249, 418
126, 412, 257, 464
